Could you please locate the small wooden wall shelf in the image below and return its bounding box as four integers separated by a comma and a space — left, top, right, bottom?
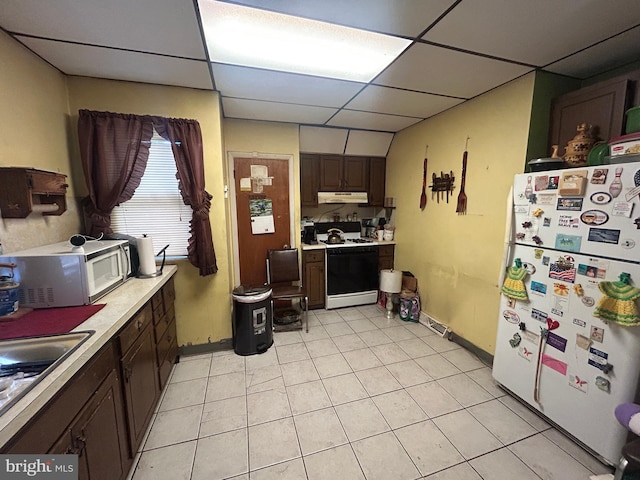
0, 167, 68, 218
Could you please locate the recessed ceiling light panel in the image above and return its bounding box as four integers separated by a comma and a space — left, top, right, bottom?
198, 1, 411, 82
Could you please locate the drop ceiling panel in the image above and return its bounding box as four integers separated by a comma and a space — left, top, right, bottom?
346, 85, 464, 118
299, 126, 348, 154
16, 37, 213, 89
219, 0, 457, 37
327, 110, 421, 132
345, 130, 394, 156
375, 43, 532, 99
423, 0, 640, 66
222, 98, 337, 124
545, 26, 640, 79
211, 64, 365, 107
1, 0, 206, 59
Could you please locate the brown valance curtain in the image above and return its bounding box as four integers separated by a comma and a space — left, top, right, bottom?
78, 110, 153, 235
154, 117, 217, 276
78, 109, 218, 276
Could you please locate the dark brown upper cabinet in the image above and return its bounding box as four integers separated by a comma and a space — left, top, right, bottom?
319, 155, 368, 192
368, 157, 386, 207
301, 154, 319, 206
549, 77, 631, 157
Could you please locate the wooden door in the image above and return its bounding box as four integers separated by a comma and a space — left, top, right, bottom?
234, 157, 291, 286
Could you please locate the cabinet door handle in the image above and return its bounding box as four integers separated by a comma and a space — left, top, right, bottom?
73, 435, 86, 456
166, 335, 173, 343
123, 365, 132, 382
136, 319, 144, 330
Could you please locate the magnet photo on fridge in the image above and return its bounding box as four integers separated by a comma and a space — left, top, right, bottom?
588, 227, 621, 244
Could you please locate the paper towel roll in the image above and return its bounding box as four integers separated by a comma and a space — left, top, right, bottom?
380, 269, 402, 293
137, 235, 157, 276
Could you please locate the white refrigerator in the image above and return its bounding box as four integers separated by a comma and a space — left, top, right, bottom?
492, 161, 640, 465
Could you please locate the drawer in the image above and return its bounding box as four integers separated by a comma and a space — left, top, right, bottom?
154, 304, 175, 343
378, 245, 394, 257
156, 317, 176, 367
118, 303, 153, 354
158, 338, 177, 390
151, 291, 163, 315
162, 278, 176, 309
303, 250, 324, 263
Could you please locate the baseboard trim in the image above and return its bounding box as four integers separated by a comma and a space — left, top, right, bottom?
179, 338, 233, 357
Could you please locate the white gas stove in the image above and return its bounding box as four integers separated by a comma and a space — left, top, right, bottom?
314, 222, 379, 309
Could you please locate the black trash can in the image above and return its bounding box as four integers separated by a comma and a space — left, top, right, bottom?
232, 285, 273, 356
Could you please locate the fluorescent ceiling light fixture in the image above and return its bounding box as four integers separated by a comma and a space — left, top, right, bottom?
198, 1, 411, 83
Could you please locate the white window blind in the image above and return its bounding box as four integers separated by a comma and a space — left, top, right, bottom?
111, 129, 191, 256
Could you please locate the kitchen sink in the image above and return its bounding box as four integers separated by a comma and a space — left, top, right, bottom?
0, 331, 94, 415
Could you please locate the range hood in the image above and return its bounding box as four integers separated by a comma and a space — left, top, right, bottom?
317, 192, 368, 204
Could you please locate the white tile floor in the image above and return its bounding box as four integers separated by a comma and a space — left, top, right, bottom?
128, 306, 614, 480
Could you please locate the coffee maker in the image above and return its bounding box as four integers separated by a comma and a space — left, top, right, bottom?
361, 218, 376, 238
303, 225, 317, 244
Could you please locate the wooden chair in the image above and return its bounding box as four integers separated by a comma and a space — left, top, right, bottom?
266, 248, 308, 332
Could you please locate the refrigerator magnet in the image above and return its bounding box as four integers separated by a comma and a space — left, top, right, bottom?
530, 281, 546, 295
587, 228, 620, 245
580, 210, 609, 225
557, 197, 584, 211
537, 193, 557, 205
590, 168, 608, 185
588, 347, 608, 371
582, 296, 596, 307
542, 354, 568, 375
554, 234, 582, 253
549, 260, 577, 283
590, 192, 612, 205
531, 308, 548, 323
518, 346, 534, 361
573, 318, 587, 328
595, 376, 610, 393
635, 217, 640, 229
535, 176, 549, 191
523, 330, 539, 344
624, 184, 640, 202
576, 333, 591, 350
590, 326, 605, 343
558, 215, 580, 228
542, 256, 550, 266
534, 249, 544, 259
621, 239, 636, 249
502, 310, 520, 324
569, 374, 588, 393
509, 332, 522, 348
547, 332, 567, 352
611, 201, 634, 218
553, 283, 570, 296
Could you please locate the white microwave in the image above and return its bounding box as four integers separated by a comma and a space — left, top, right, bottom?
0, 239, 131, 308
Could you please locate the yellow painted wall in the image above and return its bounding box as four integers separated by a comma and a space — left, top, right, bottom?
66, 77, 232, 347
223, 119, 301, 286
388, 73, 537, 355
0, 31, 82, 251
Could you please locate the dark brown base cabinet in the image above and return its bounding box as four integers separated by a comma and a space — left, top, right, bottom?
378, 245, 395, 271
302, 250, 325, 309
1, 277, 179, 480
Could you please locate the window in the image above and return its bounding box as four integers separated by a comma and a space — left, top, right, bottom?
111, 129, 191, 257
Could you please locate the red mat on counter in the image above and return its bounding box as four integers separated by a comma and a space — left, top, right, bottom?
0, 304, 106, 340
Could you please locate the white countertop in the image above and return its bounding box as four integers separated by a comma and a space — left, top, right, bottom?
301, 240, 396, 250
0, 265, 177, 448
